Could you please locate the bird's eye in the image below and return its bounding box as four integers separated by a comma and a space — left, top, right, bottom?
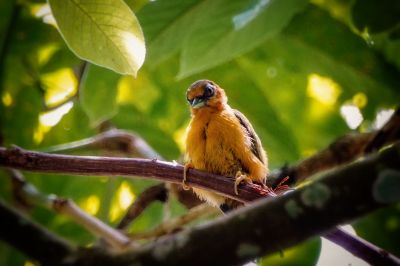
204, 85, 215, 97
187, 97, 194, 105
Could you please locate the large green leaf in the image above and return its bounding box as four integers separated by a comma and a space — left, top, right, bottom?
282, 5, 400, 118
112, 105, 181, 160
178, 0, 308, 78
79, 64, 120, 127
49, 0, 145, 76
137, 0, 204, 66
235, 6, 400, 152
351, 0, 400, 34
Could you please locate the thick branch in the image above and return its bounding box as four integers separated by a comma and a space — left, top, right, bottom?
0, 200, 75, 266
0, 147, 274, 203
65, 143, 400, 266
1, 146, 400, 265
8, 169, 133, 250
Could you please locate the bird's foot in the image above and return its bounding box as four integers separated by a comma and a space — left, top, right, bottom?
234, 171, 253, 195
273, 176, 292, 195
182, 162, 193, 190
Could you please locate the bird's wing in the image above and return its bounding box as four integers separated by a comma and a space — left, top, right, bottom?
233, 109, 266, 165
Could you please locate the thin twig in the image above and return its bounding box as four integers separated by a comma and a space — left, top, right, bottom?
8, 169, 134, 251
129, 204, 218, 240
41, 128, 160, 159
268, 106, 400, 187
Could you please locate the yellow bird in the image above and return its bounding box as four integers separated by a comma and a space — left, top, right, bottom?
183, 80, 269, 212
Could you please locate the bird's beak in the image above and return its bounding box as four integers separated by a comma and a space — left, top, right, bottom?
191, 97, 206, 108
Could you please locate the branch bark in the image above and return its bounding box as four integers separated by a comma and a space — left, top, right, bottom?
8, 169, 134, 250
63, 143, 400, 266
0, 200, 76, 266
0, 146, 275, 203
1, 145, 400, 265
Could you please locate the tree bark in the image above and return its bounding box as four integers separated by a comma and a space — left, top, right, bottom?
1, 144, 399, 265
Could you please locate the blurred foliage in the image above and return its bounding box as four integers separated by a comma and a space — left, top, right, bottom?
0, 0, 399, 265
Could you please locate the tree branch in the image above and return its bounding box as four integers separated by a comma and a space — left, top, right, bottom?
1, 145, 400, 265
62, 143, 400, 266
129, 204, 218, 240
41, 128, 160, 159
0, 200, 76, 266
0, 146, 275, 203
326, 228, 400, 266
117, 183, 168, 230
8, 169, 134, 250
268, 107, 400, 187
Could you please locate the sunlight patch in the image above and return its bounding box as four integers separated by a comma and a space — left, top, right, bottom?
110, 181, 136, 222
81, 195, 100, 215
307, 74, 341, 106
352, 92, 367, 108
33, 3, 57, 27
34, 102, 73, 144
373, 108, 394, 129
121, 31, 146, 73
173, 122, 189, 153
233, 0, 270, 30
2, 92, 13, 106
41, 68, 77, 107
39, 102, 73, 127
340, 104, 363, 130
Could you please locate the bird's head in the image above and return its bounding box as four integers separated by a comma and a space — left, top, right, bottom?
186, 80, 227, 112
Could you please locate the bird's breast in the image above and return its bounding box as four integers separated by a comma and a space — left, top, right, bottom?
186, 111, 246, 177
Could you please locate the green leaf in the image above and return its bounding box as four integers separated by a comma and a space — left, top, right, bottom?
282, 5, 400, 118
41, 103, 95, 147
79, 64, 120, 127
112, 105, 181, 160
178, 0, 308, 78
351, 0, 400, 34
261, 237, 321, 266
137, 0, 203, 66
354, 205, 400, 257
48, 0, 145, 76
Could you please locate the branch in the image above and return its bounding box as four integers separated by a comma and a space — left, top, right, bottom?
129, 204, 218, 240
64, 143, 400, 266
117, 183, 168, 230
8, 169, 134, 250
326, 228, 400, 266
41, 128, 160, 159
0, 146, 275, 202
0, 200, 75, 266
1, 145, 400, 265
269, 107, 400, 187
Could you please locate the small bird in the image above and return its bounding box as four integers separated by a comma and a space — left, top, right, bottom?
183, 80, 269, 212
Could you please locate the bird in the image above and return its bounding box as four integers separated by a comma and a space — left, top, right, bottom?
183, 79, 269, 212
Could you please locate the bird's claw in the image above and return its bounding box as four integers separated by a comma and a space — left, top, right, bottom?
234, 171, 253, 195
182, 163, 193, 190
